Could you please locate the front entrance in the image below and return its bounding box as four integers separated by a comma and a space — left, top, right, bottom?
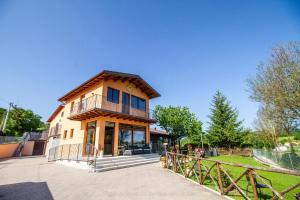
104, 122, 115, 155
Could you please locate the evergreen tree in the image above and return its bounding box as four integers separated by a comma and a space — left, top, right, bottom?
207, 91, 243, 149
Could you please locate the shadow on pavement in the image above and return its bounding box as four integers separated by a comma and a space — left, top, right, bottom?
0, 182, 53, 200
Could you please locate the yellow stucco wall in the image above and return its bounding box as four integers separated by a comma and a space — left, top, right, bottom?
48, 79, 152, 156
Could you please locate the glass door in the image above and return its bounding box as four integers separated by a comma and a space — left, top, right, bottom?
85, 121, 96, 155
122, 92, 130, 114
104, 122, 115, 155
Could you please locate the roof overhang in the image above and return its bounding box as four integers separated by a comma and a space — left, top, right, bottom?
58, 70, 161, 102
47, 105, 64, 123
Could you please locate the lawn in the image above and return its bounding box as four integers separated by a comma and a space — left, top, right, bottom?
172, 154, 300, 200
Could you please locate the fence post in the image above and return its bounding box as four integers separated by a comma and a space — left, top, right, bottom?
60, 145, 64, 160
248, 169, 258, 200
216, 162, 224, 195
173, 154, 177, 172
166, 152, 169, 169
76, 144, 80, 161
68, 144, 71, 160
198, 159, 203, 184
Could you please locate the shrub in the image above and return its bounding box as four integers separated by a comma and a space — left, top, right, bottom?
279, 138, 288, 145
294, 132, 300, 141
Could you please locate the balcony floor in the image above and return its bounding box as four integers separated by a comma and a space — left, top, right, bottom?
68, 108, 156, 123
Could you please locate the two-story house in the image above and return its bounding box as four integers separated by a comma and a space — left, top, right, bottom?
46, 70, 160, 157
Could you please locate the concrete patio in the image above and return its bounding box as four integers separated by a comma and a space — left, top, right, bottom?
0, 156, 225, 200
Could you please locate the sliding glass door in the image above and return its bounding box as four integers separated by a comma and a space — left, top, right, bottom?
118, 124, 145, 154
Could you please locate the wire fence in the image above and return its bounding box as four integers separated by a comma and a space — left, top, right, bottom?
0, 136, 21, 144
253, 149, 300, 171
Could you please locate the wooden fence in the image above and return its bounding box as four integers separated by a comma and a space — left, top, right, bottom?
165, 152, 300, 200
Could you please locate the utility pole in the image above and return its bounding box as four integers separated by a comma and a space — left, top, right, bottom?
1, 102, 13, 133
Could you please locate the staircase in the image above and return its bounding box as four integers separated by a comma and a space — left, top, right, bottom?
13, 132, 30, 157
93, 154, 160, 172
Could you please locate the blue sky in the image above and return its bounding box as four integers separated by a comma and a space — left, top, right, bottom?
0, 0, 299, 129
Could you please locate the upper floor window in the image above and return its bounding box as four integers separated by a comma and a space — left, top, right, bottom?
63, 130, 67, 139
131, 96, 146, 111
107, 87, 119, 104
70, 129, 74, 138
70, 101, 74, 112
61, 111, 64, 117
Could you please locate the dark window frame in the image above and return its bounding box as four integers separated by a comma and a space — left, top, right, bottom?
131, 95, 146, 111
107, 87, 120, 104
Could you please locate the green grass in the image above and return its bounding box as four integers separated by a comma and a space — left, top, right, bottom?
171, 155, 300, 200
278, 136, 294, 142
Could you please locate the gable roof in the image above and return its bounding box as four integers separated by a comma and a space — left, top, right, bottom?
47, 105, 64, 123
58, 70, 161, 102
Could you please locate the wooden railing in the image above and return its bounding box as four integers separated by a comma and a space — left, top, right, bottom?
165, 152, 300, 200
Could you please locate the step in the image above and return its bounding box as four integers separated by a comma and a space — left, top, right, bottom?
95, 155, 159, 165
96, 154, 159, 161
95, 157, 159, 168
94, 159, 159, 172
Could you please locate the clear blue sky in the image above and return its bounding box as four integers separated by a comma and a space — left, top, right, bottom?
0, 0, 299, 129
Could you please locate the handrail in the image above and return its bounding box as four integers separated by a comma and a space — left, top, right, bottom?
165, 152, 300, 200
48, 143, 100, 172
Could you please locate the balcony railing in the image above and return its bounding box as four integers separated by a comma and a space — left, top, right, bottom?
48, 125, 62, 138
69, 94, 151, 119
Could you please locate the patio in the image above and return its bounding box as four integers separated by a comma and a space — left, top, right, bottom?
0, 156, 225, 200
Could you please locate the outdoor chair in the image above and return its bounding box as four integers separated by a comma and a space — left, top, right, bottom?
246, 173, 274, 200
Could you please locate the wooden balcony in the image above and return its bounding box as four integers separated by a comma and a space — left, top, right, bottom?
68, 95, 155, 123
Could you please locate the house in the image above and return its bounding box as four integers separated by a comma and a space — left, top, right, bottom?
150, 128, 169, 153
46, 70, 160, 157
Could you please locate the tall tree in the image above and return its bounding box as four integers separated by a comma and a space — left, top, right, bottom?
248, 42, 300, 149
207, 91, 243, 149
153, 105, 203, 144
3, 105, 46, 136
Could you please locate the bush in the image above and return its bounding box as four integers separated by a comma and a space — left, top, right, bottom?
294, 132, 300, 140
279, 138, 288, 145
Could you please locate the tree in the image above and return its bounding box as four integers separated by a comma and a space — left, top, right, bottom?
2, 105, 46, 136
153, 105, 203, 144
207, 91, 243, 149
248, 42, 300, 150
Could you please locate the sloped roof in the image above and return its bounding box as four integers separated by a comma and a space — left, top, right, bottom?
150, 128, 169, 136
58, 70, 161, 102
47, 105, 64, 123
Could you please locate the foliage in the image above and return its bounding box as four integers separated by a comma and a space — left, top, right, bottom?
248, 42, 300, 150
153, 105, 203, 143
207, 91, 244, 149
294, 132, 300, 141
248, 42, 300, 119
2, 105, 47, 136
246, 132, 275, 149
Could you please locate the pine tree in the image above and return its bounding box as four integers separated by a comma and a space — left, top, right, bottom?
207, 91, 243, 149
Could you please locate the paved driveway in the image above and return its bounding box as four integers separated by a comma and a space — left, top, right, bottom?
0, 157, 224, 200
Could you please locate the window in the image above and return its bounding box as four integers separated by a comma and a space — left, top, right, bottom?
118, 124, 146, 151
61, 111, 64, 117
63, 130, 67, 139
70, 129, 74, 138
131, 96, 146, 111
70, 102, 74, 112
107, 87, 119, 103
